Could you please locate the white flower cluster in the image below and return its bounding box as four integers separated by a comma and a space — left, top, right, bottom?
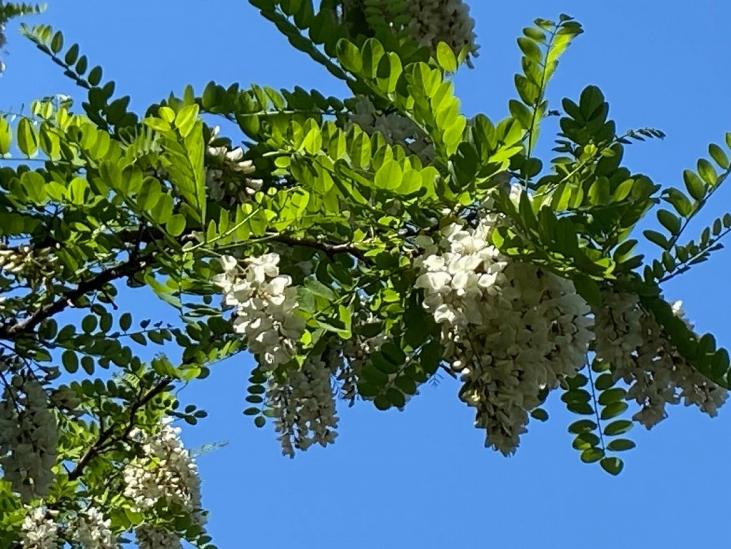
402, 0, 479, 60
594, 293, 727, 429
70, 506, 117, 549
414, 217, 593, 455
340, 325, 387, 404
0, 246, 33, 275
341, 0, 478, 61
0, 246, 57, 285
123, 417, 204, 549
267, 354, 340, 458
20, 507, 58, 549
0, 373, 58, 503
213, 254, 305, 371
349, 97, 434, 163
135, 525, 182, 549
206, 126, 263, 203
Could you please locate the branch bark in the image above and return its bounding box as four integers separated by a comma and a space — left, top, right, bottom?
68, 377, 173, 481
0, 254, 152, 341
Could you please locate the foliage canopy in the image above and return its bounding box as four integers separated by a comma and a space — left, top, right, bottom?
1, 1, 730, 547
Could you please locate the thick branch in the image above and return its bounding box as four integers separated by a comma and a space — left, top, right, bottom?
68, 378, 173, 482
0, 254, 152, 341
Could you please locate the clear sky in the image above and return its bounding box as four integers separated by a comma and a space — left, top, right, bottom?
3, 2, 731, 548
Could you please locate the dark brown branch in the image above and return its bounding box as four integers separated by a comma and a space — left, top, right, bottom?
42, 226, 370, 263
0, 254, 153, 341
68, 378, 173, 481
268, 233, 369, 262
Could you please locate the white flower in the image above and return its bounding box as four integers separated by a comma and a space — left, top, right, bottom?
347, 96, 434, 163
414, 204, 593, 455
0, 374, 58, 503
267, 354, 340, 457
123, 418, 204, 530
204, 131, 260, 202
219, 255, 238, 274
216, 252, 304, 371
135, 525, 182, 549
415, 271, 452, 293
70, 506, 117, 549
342, 0, 478, 61
20, 507, 58, 549
593, 291, 727, 429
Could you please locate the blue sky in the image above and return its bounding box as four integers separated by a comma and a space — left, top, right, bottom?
3, 1, 731, 548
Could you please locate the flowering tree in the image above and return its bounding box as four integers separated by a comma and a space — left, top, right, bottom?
2, 0, 731, 547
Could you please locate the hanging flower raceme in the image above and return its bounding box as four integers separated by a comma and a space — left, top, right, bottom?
340, 312, 389, 404
205, 126, 263, 203
267, 354, 340, 458
135, 525, 183, 549
69, 506, 118, 549
0, 370, 58, 503
348, 97, 434, 163
414, 210, 593, 455
123, 417, 204, 547
341, 0, 478, 62
213, 253, 305, 371
593, 293, 727, 429
19, 506, 58, 549
403, 0, 478, 60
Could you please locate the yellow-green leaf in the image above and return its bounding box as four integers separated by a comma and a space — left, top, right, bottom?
17, 118, 39, 158
375, 159, 403, 190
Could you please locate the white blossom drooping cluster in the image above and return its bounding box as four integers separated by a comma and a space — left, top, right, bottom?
123, 417, 204, 549
213, 254, 305, 371
0, 372, 58, 503
19, 507, 58, 549
267, 354, 339, 458
0, 246, 56, 278
594, 293, 727, 429
340, 319, 388, 404
348, 97, 435, 163
206, 126, 263, 203
69, 506, 117, 549
135, 525, 182, 549
414, 218, 593, 455
402, 0, 479, 60
341, 0, 478, 61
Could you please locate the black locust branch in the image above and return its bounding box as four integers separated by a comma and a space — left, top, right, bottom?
67, 377, 173, 481
0, 254, 153, 341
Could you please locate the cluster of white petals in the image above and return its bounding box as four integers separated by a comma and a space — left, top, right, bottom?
349, 97, 434, 163
70, 506, 117, 549
594, 293, 727, 429
0, 246, 33, 275
0, 246, 57, 284
206, 126, 263, 203
123, 417, 204, 549
20, 507, 58, 549
402, 0, 479, 59
214, 254, 305, 371
342, 0, 478, 60
267, 354, 339, 457
415, 215, 593, 455
135, 525, 182, 549
0, 373, 58, 503
339, 313, 417, 406
341, 333, 386, 401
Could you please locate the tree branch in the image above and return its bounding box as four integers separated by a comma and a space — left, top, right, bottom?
0, 254, 153, 341
267, 233, 369, 262
68, 378, 173, 481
